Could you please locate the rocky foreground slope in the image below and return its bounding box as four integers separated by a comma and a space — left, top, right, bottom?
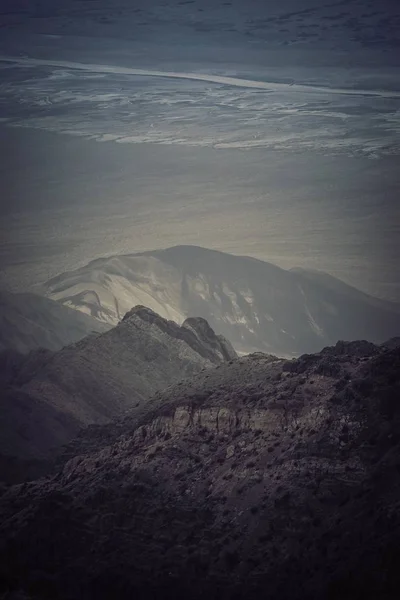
0, 306, 235, 473
0, 340, 399, 599
44, 245, 400, 357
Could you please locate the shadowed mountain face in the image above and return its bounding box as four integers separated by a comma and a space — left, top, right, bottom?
0, 306, 236, 469
0, 290, 111, 353
0, 341, 399, 599
45, 245, 400, 357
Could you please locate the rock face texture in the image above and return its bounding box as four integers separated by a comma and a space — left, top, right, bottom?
0, 341, 399, 600
0, 290, 111, 353
0, 306, 236, 467
44, 245, 400, 356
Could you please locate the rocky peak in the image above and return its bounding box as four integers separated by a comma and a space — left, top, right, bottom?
122, 305, 160, 323
182, 317, 237, 362
121, 306, 237, 365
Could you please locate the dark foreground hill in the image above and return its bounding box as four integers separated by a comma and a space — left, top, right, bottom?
44, 245, 400, 356
0, 306, 235, 475
0, 341, 399, 600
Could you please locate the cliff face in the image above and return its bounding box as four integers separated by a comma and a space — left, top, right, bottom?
0, 306, 236, 466
1, 342, 398, 600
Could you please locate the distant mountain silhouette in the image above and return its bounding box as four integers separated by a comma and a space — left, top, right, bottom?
44, 246, 400, 357
0, 290, 111, 353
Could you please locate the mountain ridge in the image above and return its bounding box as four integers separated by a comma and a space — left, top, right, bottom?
0, 305, 236, 472
44, 245, 400, 356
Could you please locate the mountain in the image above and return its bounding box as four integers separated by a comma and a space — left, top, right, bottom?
0, 340, 398, 600
44, 245, 400, 357
0, 290, 111, 354
0, 306, 236, 471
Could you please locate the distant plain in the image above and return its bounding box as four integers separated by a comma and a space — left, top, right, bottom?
0, 0, 399, 300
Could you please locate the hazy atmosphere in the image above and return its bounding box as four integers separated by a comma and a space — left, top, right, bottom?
1, 3, 400, 599
0, 0, 399, 301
